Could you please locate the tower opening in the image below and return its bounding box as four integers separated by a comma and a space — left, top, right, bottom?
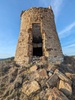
32, 23, 43, 57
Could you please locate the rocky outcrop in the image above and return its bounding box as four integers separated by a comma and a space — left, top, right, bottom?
59, 80, 72, 97
22, 81, 40, 96
54, 69, 72, 84
0, 56, 75, 100
48, 88, 69, 100
46, 73, 59, 88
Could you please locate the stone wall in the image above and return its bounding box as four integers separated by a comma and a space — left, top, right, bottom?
15, 7, 63, 66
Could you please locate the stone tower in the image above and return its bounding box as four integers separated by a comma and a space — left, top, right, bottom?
15, 7, 63, 66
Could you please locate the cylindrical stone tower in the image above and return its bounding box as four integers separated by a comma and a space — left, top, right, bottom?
15, 7, 63, 66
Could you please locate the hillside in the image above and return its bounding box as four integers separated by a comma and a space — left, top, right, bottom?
0, 56, 75, 100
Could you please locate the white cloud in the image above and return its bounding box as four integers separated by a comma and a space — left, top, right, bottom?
39, 0, 63, 18
59, 22, 75, 38
51, 0, 63, 17
62, 44, 75, 56
63, 44, 75, 48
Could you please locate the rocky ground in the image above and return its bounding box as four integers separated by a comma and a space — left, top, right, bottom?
0, 56, 75, 100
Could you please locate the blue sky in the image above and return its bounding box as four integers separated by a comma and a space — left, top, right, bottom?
0, 0, 75, 58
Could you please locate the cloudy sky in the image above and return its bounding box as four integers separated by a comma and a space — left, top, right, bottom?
0, 0, 75, 58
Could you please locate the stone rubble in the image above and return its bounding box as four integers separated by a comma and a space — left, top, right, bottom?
30, 65, 38, 72
54, 69, 72, 84
0, 56, 75, 100
46, 73, 59, 88
59, 80, 72, 97
48, 87, 69, 100
22, 81, 40, 96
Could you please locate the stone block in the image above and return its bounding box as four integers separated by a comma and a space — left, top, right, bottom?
47, 63, 58, 72
54, 69, 72, 84
48, 87, 69, 100
22, 81, 40, 96
30, 65, 38, 72
29, 71, 39, 80
59, 80, 72, 96
46, 73, 59, 88
65, 72, 75, 80
39, 69, 48, 79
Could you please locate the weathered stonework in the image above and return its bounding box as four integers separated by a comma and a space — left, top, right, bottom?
15, 7, 63, 66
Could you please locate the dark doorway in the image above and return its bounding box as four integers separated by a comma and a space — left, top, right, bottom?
33, 47, 42, 56
32, 23, 43, 57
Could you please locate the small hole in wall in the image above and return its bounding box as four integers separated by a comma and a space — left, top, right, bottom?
33, 47, 43, 56
54, 49, 57, 51
54, 56, 57, 57
47, 48, 53, 51
50, 48, 53, 51
49, 37, 51, 38
28, 28, 32, 33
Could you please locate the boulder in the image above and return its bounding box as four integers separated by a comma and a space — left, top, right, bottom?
72, 79, 75, 99
48, 72, 53, 77
59, 80, 72, 97
33, 95, 40, 100
14, 75, 23, 88
39, 69, 48, 79
3, 83, 15, 97
9, 67, 18, 76
46, 73, 59, 88
48, 88, 69, 100
54, 69, 72, 84
65, 72, 75, 80
39, 90, 46, 100
22, 81, 40, 96
47, 63, 59, 71
30, 65, 38, 72
20, 93, 28, 100
28, 71, 39, 80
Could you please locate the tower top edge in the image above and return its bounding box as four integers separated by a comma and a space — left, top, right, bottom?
20, 6, 53, 17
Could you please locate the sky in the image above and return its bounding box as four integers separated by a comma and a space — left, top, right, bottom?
0, 0, 75, 58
